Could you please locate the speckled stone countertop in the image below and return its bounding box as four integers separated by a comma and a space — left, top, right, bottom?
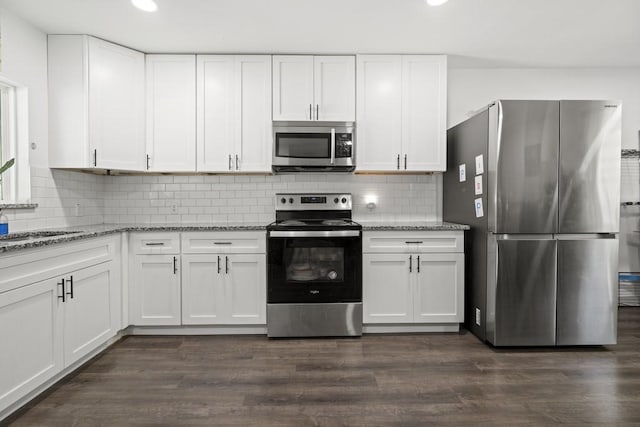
0, 223, 266, 254
359, 221, 469, 231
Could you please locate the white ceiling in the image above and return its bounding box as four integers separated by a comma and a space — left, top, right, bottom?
1, 0, 639, 68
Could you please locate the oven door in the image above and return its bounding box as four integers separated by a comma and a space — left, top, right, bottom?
267, 230, 362, 303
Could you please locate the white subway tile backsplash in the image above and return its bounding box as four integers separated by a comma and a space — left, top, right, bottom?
4, 167, 439, 231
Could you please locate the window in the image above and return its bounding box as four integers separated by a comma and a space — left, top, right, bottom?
0, 76, 30, 204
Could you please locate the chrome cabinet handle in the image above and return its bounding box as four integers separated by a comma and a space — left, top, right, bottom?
145, 242, 165, 246
214, 242, 232, 245
404, 154, 407, 170
217, 255, 221, 274
228, 154, 232, 171
397, 154, 400, 170
316, 104, 319, 120
417, 256, 420, 273
235, 154, 239, 170
146, 154, 150, 170
409, 255, 412, 273
57, 279, 66, 302
225, 256, 229, 274
93, 149, 97, 167
405, 241, 423, 244
309, 104, 312, 120
173, 256, 177, 275
66, 276, 74, 299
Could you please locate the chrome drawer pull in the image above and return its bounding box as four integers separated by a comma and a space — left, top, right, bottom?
405, 241, 423, 244
145, 242, 165, 246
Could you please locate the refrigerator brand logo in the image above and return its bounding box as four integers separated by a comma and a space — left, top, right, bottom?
310, 290, 320, 294
604, 105, 619, 108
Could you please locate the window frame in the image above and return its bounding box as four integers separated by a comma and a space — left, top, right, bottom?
0, 75, 30, 204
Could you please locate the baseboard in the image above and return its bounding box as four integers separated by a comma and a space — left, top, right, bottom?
363, 323, 461, 333
126, 325, 268, 335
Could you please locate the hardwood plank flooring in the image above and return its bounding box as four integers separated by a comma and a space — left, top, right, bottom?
5, 307, 640, 426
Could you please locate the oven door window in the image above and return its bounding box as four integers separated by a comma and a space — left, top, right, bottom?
286, 247, 344, 283
275, 133, 330, 158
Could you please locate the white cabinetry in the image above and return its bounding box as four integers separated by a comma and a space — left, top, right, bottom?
181, 232, 266, 325
357, 55, 447, 172
272, 56, 355, 121
197, 55, 272, 172
145, 55, 196, 172
48, 35, 145, 170
362, 231, 464, 328
0, 236, 121, 414
129, 233, 181, 325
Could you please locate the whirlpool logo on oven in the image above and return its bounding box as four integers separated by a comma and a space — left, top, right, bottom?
310, 290, 320, 295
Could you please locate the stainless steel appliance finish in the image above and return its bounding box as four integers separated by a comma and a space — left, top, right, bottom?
444, 99, 621, 347
272, 122, 355, 172
559, 101, 622, 233
267, 303, 363, 337
267, 193, 363, 338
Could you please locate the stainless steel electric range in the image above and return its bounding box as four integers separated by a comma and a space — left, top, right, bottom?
266, 193, 363, 338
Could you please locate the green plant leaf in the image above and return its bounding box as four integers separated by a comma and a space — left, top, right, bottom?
0, 158, 15, 175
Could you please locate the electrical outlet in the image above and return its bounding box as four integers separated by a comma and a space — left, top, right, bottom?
475, 308, 481, 326
171, 204, 178, 214
75, 203, 82, 217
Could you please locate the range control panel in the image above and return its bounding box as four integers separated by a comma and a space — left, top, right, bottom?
275, 193, 352, 211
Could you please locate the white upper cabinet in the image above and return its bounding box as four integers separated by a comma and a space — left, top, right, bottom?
357, 55, 447, 172
273, 55, 355, 121
197, 55, 272, 172
145, 55, 196, 172
48, 35, 145, 171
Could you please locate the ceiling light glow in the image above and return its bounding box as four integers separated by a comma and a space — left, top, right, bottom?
426, 0, 449, 6
132, 0, 158, 12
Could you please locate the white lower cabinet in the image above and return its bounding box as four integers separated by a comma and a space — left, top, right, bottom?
363, 231, 464, 325
181, 253, 266, 325
0, 236, 121, 415
131, 254, 181, 326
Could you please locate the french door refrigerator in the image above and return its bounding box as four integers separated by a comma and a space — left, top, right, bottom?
444, 100, 621, 346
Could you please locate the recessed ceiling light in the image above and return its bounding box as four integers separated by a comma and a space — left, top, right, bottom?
426, 0, 449, 6
131, 0, 158, 12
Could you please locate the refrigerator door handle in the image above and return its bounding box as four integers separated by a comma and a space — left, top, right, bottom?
494, 234, 554, 240
555, 233, 617, 240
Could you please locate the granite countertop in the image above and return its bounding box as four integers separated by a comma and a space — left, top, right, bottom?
0, 223, 267, 254
0, 221, 470, 254
360, 221, 469, 231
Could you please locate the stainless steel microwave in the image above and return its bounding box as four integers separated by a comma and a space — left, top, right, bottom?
272, 122, 355, 172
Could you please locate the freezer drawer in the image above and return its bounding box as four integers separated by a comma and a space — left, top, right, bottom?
489, 237, 557, 346
556, 237, 618, 345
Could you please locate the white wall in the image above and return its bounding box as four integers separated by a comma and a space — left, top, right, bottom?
0, 8, 48, 166
448, 68, 640, 149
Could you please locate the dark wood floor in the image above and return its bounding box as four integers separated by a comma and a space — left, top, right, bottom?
6, 307, 640, 426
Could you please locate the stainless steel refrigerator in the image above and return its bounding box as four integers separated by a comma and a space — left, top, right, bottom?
444, 100, 621, 346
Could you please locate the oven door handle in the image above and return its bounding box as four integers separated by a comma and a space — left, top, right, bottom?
269, 230, 360, 238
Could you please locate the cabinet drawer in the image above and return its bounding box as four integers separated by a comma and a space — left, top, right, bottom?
0, 235, 119, 294
363, 231, 463, 253
131, 232, 180, 254
182, 231, 266, 254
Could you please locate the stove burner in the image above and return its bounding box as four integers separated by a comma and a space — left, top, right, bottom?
278, 220, 306, 226
322, 219, 349, 226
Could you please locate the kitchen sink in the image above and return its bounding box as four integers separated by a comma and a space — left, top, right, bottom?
0, 231, 84, 244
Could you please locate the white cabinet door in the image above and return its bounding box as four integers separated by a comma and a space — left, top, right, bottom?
226, 254, 266, 324
63, 262, 120, 366
235, 56, 272, 172
131, 255, 181, 325
88, 37, 145, 171
0, 279, 63, 412
146, 55, 196, 172
197, 55, 236, 172
402, 55, 447, 171
363, 253, 412, 323
314, 56, 355, 122
414, 253, 464, 323
272, 55, 314, 121
356, 55, 402, 171
181, 254, 225, 325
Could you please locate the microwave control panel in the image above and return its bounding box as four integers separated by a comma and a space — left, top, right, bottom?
335, 134, 353, 158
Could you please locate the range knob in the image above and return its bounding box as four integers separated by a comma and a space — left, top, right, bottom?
334, 197, 339, 204
289, 198, 294, 204
341, 197, 347, 204
280, 198, 286, 204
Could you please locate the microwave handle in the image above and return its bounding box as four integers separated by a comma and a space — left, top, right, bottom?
330, 128, 335, 165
